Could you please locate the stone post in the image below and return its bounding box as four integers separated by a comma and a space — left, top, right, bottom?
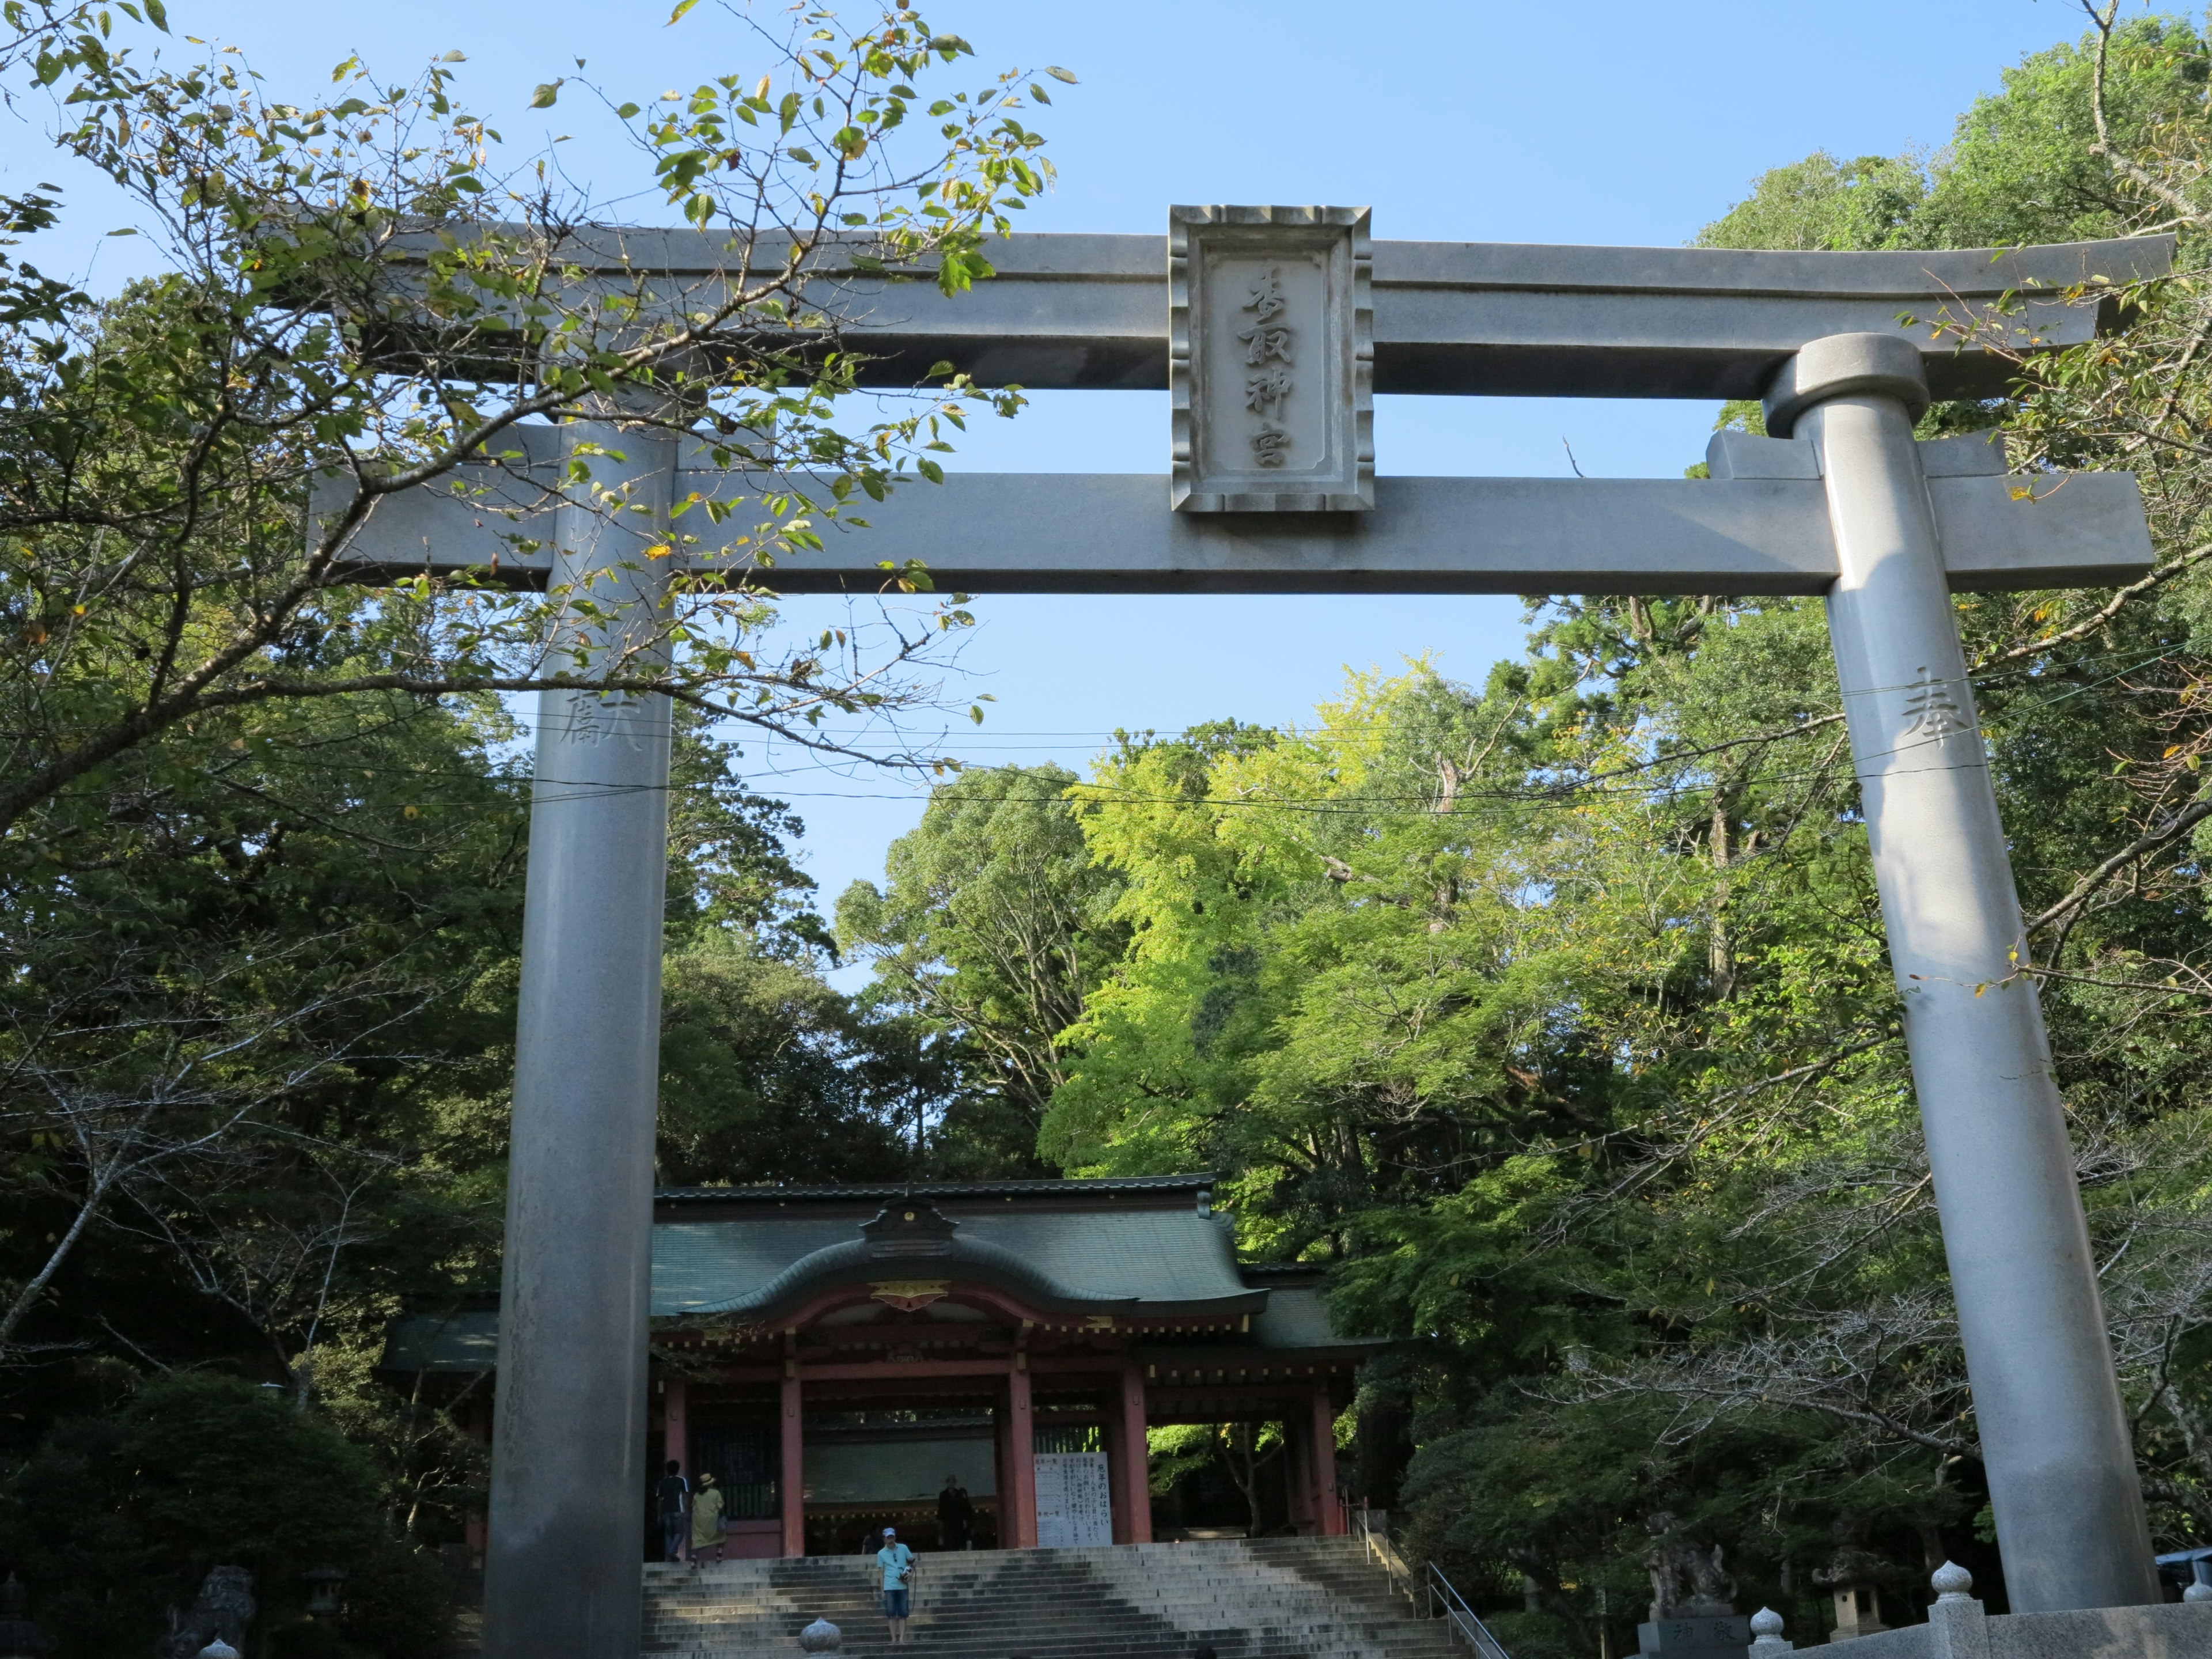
1770, 334, 2158, 1612
1919, 1564, 1993, 1659
482, 417, 676, 1659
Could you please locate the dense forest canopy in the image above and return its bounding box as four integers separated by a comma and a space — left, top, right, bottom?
851, 10, 2212, 1652
6, 3, 2212, 1657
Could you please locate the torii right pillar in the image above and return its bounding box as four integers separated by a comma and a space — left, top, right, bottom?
1772, 334, 2160, 1611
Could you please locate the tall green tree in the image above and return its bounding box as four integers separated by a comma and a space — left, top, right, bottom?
1021, 18, 2212, 1653
838, 763, 1127, 1175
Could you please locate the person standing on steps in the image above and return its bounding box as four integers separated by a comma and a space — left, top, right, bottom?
878, 1525, 917, 1645
655, 1460, 690, 1564
689, 1471, 726, 1567
938, 1474, 973, 1551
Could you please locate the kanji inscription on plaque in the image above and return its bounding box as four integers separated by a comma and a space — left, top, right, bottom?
1169, 204, 1373, 512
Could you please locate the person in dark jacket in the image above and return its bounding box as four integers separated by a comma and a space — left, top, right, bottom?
937, 1473, 974, 1551
654, 1461, 690, 1563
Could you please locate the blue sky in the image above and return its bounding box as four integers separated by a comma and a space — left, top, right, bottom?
3, 0, 2133, 968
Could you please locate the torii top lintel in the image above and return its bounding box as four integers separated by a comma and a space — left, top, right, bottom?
391, 224, 2173, 398
333, 222, 2175, 596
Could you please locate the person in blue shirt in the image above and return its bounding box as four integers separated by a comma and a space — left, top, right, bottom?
877, 1526, 917, 1643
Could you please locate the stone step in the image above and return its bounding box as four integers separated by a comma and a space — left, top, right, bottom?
647, 1620, 1455, 1643
647, 1647, 1415, 1655
646, 1601, 1429, 1623
639, 1537, 1471, 1659
647, 1630, 1459, 1651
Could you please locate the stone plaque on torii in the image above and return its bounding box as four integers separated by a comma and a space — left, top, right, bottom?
322, 215, 2175, 1657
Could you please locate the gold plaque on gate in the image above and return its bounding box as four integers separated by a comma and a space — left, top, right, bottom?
870, 1279, 949, 1312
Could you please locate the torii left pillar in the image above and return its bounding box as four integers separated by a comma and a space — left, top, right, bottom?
483, 415, 676, 1659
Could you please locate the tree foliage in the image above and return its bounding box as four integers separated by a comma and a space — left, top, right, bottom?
838, 762, 1127, 1175
937, 14, 2212, 1652
0, 4, 1028, 1650
0, 0, 1063, 849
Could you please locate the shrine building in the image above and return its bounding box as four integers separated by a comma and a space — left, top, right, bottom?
382, 1175, 1379, 1557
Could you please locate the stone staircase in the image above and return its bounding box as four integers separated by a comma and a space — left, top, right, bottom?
643, 1536, 1473, 1659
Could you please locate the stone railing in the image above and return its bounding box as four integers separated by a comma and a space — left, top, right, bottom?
1816, 1562, 2209, 1659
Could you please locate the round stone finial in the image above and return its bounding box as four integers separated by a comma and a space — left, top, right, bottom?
196, 1643, 241, 1659
1750, 1608, 1784, 1638
1930, 1560, 1974, 1601
2184, 1560, 2212, 1603
1763, 331, 1930, 438
799, 1616, 842, 1653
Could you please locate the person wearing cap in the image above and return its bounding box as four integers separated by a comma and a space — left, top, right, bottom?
877, 1525, 917, 1643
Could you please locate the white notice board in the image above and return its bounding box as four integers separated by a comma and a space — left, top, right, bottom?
1033, 1451, 1113, 1548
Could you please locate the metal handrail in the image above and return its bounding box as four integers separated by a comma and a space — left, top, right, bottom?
1351, 1506, 1513, 1659
1353, 1506, 1416, 1603
1426, 1562, 1514, 1659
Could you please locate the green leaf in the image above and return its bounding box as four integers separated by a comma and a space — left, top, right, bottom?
668, 0, 700, 19
531, 79, 563, 108
616, 101, 641, 119
1046, 65, 1078, 82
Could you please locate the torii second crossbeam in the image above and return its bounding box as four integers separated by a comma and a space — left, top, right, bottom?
321, 427, 2151, 597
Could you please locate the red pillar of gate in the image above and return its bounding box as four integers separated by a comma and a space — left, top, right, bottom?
1006, 1361, 1037, 1548
779, 1368, 805, 1556
1284, 1415, 1314, 1532
662, 1377, 688, 1476
1118, 1359, 1153, 1544
1309, 1388, 1344, 1536
1106, 1386, 1129, 1546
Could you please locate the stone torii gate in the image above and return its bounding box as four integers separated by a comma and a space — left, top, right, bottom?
328, 214, 2176, 1657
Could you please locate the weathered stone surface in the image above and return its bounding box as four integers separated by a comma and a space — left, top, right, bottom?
1168, 206, 1372, 513
1835, 1600, 2210, 1658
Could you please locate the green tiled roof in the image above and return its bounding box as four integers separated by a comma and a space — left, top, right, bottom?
1247, 1284, 1369, 1349
654, 1207, 1251, 1317
382, 1178, 1380, 1372
382, 1305, 497, 1373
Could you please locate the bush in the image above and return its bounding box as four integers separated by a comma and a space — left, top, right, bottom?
0, 1374, 453, 1658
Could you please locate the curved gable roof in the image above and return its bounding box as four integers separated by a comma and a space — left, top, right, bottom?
653, 1193, 1262, 1322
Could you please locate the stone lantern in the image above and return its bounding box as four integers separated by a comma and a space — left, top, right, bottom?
1812, 1549, 1891, 1642
301, 1567, 347, 1622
